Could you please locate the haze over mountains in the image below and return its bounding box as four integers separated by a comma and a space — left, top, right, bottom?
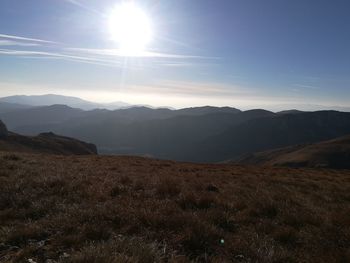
0, 94, 131, 110
1, 94, 350, 164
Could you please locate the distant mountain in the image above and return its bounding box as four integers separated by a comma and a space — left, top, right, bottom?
233, 135, 350, 169
0, 120, 97, 155
0, 94, 131, 110
257, 104, 350, 112
0, 104, 85, 129
0, 102, 32, 114
177, 106, 241, 116
3, 105, 242, 133
277, 109, 305, 115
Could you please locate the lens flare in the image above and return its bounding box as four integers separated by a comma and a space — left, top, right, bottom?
108, 2, 153, 56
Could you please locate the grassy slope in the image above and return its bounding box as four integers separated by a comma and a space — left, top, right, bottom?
235, 135, 350, 169
0, 133, 97, 156
0, 152, 349, 262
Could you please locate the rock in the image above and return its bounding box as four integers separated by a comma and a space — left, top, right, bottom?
0, 120, 8, 138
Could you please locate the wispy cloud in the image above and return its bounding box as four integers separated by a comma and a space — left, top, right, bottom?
64, 0, 81, 5
0, 34, 56, 44
0, 49, 124, 68
65, 48, 213, 59
160, 62, 204, 68
124, 80, 255, 97
0, 32, 214, 69
62, 0, 102, 15
0, 40, 40, 47
293, 84, 320, 90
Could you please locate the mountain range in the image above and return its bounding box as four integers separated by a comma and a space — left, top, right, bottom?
1, 94, 350, 163
0, 94, 131, 110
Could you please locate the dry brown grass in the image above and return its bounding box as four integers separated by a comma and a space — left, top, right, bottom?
0, 151, 349, 262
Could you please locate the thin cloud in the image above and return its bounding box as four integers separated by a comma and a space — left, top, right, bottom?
0, 34, 213, 69
0, 46, 213, 69
125, 80, 256, 97
161, 62, 203, 67
62, 0, 103, 15
65, 0, 81, 5
0, 49, 123, 68
0, 33, 56, 44
0, 40, 40, 47
66, 48, 213, 59
63, 0, 86, 9
293, 84, 320, 90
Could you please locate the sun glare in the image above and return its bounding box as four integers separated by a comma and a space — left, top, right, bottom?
108, 2, 153, 56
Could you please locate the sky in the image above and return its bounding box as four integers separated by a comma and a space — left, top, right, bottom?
0, 0, 349, 110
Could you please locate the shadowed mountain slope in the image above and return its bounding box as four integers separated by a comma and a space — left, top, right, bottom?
0, 119, 8, 138
192, 111, 350, 162
234, 135, 350, 169
0, 121, 97, 155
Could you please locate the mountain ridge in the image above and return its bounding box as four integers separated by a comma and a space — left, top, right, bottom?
0, 94, 131, 110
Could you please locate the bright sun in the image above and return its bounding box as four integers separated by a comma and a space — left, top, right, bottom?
108, 2, 153, 56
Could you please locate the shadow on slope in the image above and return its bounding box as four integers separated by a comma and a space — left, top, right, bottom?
234, 135, 350, 169
0, 120, 97, 155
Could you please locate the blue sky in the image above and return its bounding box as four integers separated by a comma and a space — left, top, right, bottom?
0, 0, 349, 110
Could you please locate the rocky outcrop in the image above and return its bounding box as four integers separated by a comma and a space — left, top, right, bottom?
0, 121, 97, 155
0, 120, 8, 138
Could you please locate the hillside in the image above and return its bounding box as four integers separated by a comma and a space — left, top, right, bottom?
0, 152, 349, 262
234, 135, 350, 169
193, 111, 350, 162
0, 120, 97, 155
